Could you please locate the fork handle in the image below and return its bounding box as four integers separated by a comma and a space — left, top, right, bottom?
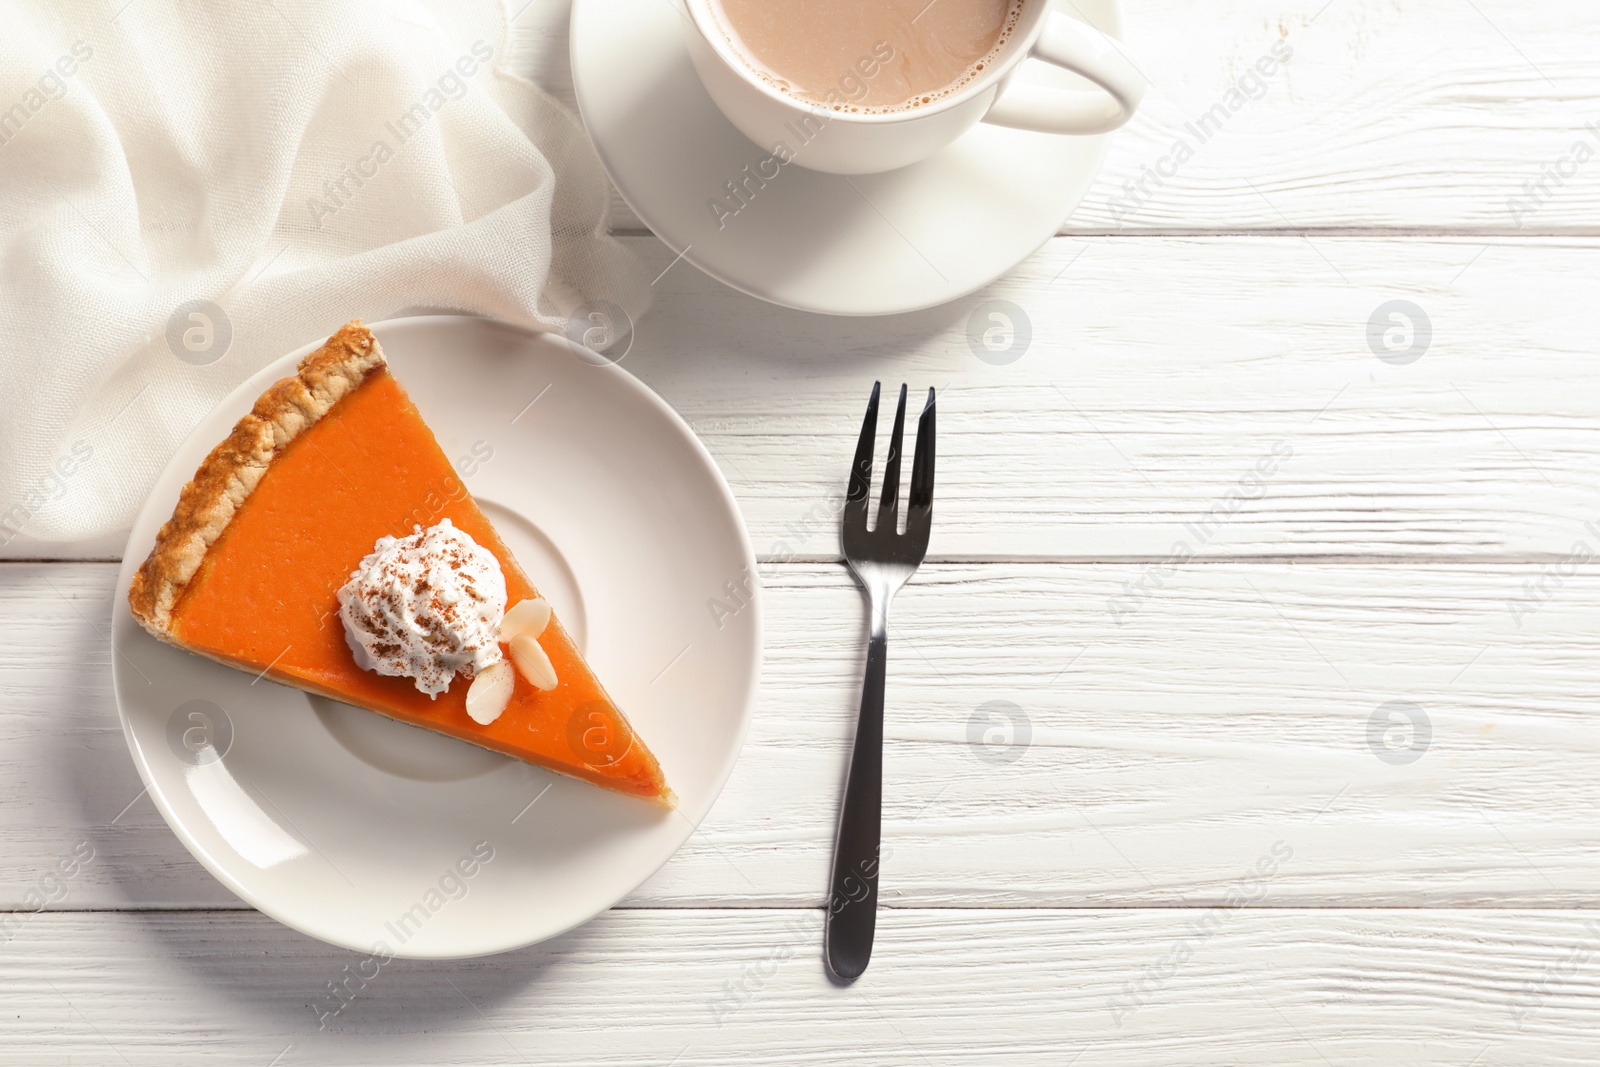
825, 609, 886, 982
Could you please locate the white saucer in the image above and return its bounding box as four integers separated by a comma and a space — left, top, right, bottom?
112, 316, 761, 958
571, 0, 1124, 316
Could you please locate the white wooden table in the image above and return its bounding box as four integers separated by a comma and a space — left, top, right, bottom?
7, 1, 1600, 1062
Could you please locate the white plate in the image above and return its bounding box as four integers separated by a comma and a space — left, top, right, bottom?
571, 0, 1123, 316
111, 316, 761, 958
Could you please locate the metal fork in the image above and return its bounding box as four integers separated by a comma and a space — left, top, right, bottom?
824, 382, 935, 982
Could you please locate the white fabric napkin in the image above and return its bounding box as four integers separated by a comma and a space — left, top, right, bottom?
0, 0, 649, 555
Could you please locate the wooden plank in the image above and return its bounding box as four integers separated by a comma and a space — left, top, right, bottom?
8, 559, 1600, 910
4, 908, 1600, 1064
624, 233, 1600, 560
508, 1, 1600, 234
10, 234, 1597, 562
1071, 0, 1600, 233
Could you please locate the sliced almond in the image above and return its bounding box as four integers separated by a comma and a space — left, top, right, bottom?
465, 661, 514, 725
509, 633, 558, 691
499, 597, 551, 642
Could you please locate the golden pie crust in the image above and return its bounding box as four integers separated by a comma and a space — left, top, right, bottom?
128, 321, 384, 637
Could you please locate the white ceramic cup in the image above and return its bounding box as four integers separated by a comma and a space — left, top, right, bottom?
683, 0, 1145, 175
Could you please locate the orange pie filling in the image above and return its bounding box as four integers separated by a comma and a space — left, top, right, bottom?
162, 367, 669, 802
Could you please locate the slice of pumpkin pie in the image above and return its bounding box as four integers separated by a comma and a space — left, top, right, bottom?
129, 320, 671, 804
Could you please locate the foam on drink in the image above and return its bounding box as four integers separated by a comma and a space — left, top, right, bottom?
708, 0, 1024, 114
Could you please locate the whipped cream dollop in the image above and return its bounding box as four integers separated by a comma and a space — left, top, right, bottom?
337, 519, 507, 698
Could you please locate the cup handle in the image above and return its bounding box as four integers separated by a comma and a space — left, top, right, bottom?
982, 11, 1144, 135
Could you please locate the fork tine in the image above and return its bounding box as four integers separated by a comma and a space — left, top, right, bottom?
845, 383, 880, 528
909, 387, 935, 512
877, 384, 908, 531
